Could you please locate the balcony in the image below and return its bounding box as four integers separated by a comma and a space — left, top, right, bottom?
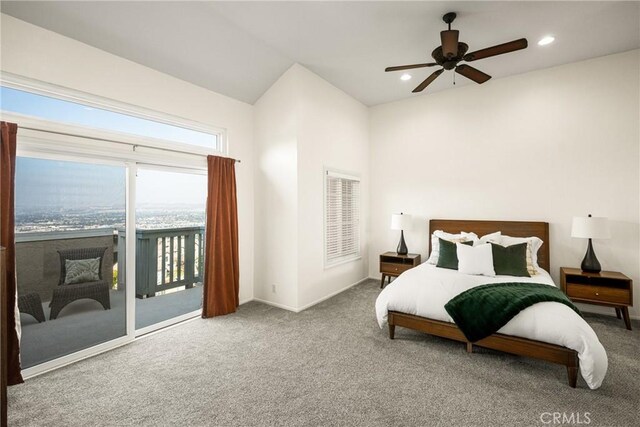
15, 226, 204, 369
117, 227, 204, 299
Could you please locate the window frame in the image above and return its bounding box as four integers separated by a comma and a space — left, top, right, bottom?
323, 167, 362, 269
0, 72, 227, 156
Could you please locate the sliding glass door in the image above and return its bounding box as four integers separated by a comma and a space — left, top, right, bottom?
3, 80, 219, 374
14, 156, 209, 370
133, 168, 207, 332
15, 156, 128, 368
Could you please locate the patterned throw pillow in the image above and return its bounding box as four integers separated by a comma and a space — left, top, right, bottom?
64, 257, 101, 285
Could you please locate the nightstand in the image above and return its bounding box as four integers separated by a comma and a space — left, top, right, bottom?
380, 252, 421, 289
560, 267, 633, 330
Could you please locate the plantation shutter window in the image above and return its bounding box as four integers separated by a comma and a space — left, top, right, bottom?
325, 170, 360, 266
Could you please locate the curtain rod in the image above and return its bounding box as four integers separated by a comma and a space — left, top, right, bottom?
18, 125, 241, 163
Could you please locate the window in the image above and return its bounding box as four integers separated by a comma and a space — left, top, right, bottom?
0, 86, 221, 151
325, 169, 360, 266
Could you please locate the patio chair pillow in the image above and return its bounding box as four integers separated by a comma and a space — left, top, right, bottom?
64, 257, 101, 285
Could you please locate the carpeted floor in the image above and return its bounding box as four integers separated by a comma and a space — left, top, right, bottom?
8, 280, 640, 426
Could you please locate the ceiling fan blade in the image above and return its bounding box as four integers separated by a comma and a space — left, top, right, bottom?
455, 64, 491, 84
463, 38, 528, 62
412, 69, 444, 93
385, 63, 438, 72
441, 30, 459, 59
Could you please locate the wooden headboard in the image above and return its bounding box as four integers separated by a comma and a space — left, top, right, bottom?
429, 219, 550, 272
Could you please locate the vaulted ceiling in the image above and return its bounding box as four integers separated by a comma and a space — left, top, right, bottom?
2, 1, 639, 106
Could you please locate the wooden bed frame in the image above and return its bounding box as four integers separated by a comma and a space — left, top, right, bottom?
387, 219, 579, 388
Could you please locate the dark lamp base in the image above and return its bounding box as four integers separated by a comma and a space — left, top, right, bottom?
397, 230, 408, 255
581, 238, 602, 273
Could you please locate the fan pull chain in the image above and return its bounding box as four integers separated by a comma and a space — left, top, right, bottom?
453, 72, 456, 85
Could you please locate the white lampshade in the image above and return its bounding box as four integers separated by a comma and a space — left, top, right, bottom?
391, 213, 412, 231
571, 216, 610, 239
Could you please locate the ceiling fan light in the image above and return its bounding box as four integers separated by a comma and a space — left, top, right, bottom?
400, 73, 412, 81
441, 30, 459, 59
538, 36, 555, 46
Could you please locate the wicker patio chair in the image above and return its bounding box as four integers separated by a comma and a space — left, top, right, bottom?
49, 247, 111, 320
18, 292, 46, 323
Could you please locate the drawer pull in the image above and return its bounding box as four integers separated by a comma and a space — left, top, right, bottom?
595, 292, 599, 296
394, 267, 398, 271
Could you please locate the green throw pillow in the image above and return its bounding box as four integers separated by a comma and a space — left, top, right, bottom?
437, 238, 473, 270
490, 242, 530, 277
64, 257, 101, 285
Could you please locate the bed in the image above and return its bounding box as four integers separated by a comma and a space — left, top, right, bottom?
375, 219, 608, 389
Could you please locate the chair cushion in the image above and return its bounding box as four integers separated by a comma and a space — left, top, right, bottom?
64, 257, 101, 284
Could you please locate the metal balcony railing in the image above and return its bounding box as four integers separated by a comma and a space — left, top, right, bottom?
118, 227, 205, 298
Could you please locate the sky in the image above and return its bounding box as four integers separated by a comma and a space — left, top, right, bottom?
15, 157, 126, 211
4, 87, 207, 211
0, 86, 215, 147
137, 169, 206, 208
15, 156, 207, 211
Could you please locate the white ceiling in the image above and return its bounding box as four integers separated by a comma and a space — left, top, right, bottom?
2, 1, 639, 106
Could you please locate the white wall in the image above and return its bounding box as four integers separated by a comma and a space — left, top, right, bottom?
369, 50, 640, 317
0, 14, 255, 303
253, 68, 299, 309
253, 64, 370, 311
296, 65, 369, 309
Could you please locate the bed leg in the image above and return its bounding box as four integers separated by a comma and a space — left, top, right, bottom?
567, 366, 577, 388
466, 342, 473, 353
388, 323, 395, 340
567, 355, 578, 388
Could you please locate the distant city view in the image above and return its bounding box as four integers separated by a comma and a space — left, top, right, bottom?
15, 207, 205, 234
14, 157, 207, 234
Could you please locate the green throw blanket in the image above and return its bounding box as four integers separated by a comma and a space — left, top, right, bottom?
444, 282, 582, 343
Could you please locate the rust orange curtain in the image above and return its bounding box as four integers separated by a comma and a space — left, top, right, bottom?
1, 122, 23, 385
202, 155, 239, 317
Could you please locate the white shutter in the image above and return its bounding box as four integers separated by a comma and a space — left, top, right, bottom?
325, 170, 360, 266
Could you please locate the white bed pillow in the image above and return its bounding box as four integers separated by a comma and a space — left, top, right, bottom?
499, 235, 544, 275
456, 242, 496, 277
478, 231, 501, 245
427, 230, 479, 264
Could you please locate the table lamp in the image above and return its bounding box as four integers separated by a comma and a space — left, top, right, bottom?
571, 214, 610, 273
391, 213, 412, 255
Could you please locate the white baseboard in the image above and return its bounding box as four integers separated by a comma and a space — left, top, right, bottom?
251, 298, 299, 312
296, 277, 371, 312
253, 277, 372, 313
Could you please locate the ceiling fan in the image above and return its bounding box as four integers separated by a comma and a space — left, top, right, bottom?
385, 12, 528, 93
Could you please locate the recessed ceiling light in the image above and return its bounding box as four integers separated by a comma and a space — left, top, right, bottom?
538, 36, 555, 46
400, 73, 412, 81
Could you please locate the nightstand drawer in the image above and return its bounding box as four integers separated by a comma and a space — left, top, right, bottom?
566, 283, 631, 305
380, 262, 413, 275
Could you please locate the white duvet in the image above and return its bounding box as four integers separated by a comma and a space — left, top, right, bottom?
375, 263, 608, 389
